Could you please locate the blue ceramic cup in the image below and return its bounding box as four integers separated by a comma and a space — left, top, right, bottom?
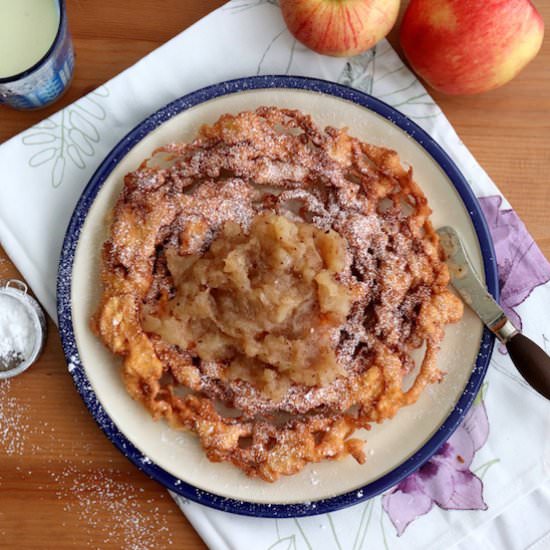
0, 0, 75, 110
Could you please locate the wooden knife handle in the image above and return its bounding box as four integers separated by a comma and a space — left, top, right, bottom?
506, 333, 550, 400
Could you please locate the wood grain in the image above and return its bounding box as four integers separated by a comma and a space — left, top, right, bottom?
0, 1, 548, 548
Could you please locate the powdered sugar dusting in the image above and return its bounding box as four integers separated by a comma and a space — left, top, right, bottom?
51, 465, 173, 549
1, 377, 174, 547
0, 294, 35, 370
0, 378, 36, 455
309, 468, 320, 486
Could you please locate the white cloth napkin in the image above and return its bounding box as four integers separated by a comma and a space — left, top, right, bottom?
1, 2, 549, 549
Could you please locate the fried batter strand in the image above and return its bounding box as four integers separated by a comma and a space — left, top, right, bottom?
92, 107, 463, 481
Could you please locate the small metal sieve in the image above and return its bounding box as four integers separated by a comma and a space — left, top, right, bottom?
0, 279, 47, 379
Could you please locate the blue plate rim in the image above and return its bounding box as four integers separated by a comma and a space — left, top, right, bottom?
57, 75, 498, 518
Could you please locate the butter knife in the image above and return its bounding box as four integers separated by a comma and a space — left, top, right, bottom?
437, 226, 550, 400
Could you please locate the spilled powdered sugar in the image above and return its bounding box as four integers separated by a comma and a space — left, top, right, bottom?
0, 379, 173, 548
0, 379, 34, 455
51, 465, 173, 549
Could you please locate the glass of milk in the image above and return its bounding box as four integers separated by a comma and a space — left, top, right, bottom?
0, 0, 74, 110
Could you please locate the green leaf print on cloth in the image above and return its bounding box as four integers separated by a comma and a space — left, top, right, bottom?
338, 44, 442, 121
22, 86, 109, 188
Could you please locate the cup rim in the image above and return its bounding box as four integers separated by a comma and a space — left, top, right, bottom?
0, 0, 66, 85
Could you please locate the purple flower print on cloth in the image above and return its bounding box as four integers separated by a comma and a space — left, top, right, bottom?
382, 399, 489, 536
380, 195, 547, 536
479, 195, 550, 331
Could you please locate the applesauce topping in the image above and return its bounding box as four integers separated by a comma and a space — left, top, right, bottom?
142, 212, 356, 396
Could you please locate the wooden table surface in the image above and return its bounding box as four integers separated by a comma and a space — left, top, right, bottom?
1, 1, 548, 548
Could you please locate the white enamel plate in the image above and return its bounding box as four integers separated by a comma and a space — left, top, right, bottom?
57, 76, 497, 517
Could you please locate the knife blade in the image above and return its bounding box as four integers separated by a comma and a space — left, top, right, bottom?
436, 226, 516, 341
437, 225, 550, 400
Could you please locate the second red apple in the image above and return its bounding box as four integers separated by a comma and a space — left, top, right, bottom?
400, 0, 544, 95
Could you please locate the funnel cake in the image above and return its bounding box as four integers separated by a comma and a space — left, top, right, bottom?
92, 107, 463, 482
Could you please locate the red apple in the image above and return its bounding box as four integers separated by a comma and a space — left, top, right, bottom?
280, 0, 400, 57
400, 0, 545, 95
